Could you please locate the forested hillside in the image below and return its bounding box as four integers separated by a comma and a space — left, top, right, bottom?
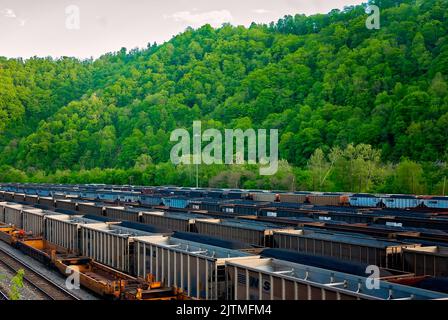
1, 0, 448, 194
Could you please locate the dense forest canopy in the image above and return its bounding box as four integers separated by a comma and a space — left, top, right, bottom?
0, 0, 448, 194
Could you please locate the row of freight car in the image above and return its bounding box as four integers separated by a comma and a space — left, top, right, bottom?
5, 188, 448, 232
2, 192, 448, 276
3, 183, 448, 209
6, 190, 448, 235
2, 197, 448, 283
19, 192, 448, 236
0, 201, 447, 300
3, 191, 448, 257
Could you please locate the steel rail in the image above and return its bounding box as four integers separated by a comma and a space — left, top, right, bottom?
0, 247, 80, 300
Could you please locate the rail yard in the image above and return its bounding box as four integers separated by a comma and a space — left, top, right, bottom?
0, 183, 447, 300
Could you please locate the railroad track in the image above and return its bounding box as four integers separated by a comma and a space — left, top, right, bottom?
0, 288, 9, 300
0, 247, 80, 300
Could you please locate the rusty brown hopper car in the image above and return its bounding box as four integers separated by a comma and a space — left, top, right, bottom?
195, 218, 291, 247
13, 193, 26, 203
252, 193, 277, 202
77, 202, 104, 216
55, 199, 78, 212
308, 193, 350, 206
279, 193, 308, 204
141, 211, 214, 233
24, 195, 39, 205
402, 246, 448, 277
4, 192, 14, 201
272, 229, 419, 268
104, 206, 142, 223
39, 197, 56, 209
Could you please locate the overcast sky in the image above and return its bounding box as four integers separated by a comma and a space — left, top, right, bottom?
0, 0, 365, 59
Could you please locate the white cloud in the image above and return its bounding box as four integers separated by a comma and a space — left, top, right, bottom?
253, 9, 270, 14
165, 10, 233, 28
18, 19, 26, 27
1, 8, 17, 18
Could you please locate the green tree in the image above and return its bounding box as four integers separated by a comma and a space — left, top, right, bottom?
392, 159, 426, 194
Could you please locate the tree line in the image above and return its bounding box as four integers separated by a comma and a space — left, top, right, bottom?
1, 143, 446, 195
